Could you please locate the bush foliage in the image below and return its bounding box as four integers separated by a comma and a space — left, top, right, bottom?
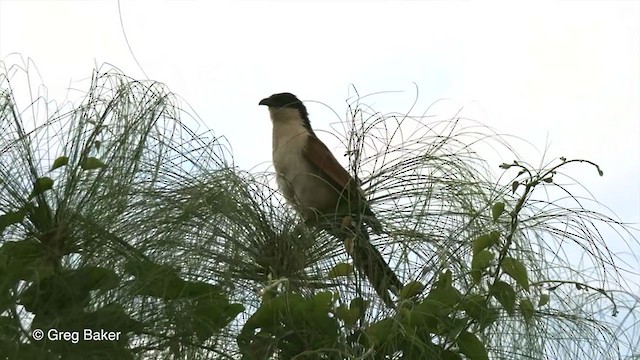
0, 59, 638, 359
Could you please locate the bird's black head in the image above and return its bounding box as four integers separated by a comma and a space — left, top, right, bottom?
259, 92, 312, 133
259, 92, 302, 108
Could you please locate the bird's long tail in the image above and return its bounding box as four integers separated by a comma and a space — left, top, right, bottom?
353, 228, 403, 307
337, 222, 403, 308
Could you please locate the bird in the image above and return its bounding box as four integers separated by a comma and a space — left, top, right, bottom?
258, 92, 403, 307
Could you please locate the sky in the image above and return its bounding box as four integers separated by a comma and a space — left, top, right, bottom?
1, 1, 639, 275
1, 0, 639, 355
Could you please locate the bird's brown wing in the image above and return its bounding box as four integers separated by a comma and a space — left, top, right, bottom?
304, 135, 401, 307
302, 134, 358, 192
303, 135, 382, 232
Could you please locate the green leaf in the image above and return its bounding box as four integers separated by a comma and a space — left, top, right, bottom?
490, 281, 516, 315
20, 267, 121, 316
424, 270, 461, 315
240, 291, 339, 357
124, 260, 189, 300
464, 296, 500, 331
456, 331, 489, 360
24, 203, 53, 230
79, 303, 143, 333
478, 309, 499, 332
501, 257, 529, 292
239, 330, 276, 360
408, 296, 460, 334
471, 250, 494, 283
538, 294, 550, 307
142, 275, 185, 300
472, 232, 499, 256
0, 210, 26, 234
32, 177, 54, 196
365, 318, 395, 347
511, 180, 520, 194
460, 295, 500, 331
193, 297, 243, 342
491, 202, 505, 222
350, 297, 369, 317
462, 294, 490, 322
312, 291, 334, 309
81, 157, 106, 170
437, 269, 453, 288
426, 274, 462, 309
124, 259, 179, 278
471, 269, 482, 284
182, 280, 224, 299
304, 293, 339, 338
336, 304, 362, 327
336, 304, 355, 326
328, 262, 352, 278
50, 156, 69, 171
78, 266, 121, 291
520, 298, 534, 324
400, 281, 424, 299
243, 294, 289, 334
0, 239, 54, 282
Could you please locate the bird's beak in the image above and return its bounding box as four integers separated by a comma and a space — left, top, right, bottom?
259, 97, 270, 106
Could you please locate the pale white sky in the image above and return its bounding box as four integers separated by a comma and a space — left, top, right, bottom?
1, 1, 638, 255
1, 1, 640, 354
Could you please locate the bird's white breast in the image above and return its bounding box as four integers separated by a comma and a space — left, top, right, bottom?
271, 119, 337, 217
271, 120, 312, 199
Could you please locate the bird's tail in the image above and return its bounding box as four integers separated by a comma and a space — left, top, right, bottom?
349, 225, 403, 308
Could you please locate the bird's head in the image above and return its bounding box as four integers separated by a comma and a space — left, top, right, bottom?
259, 92, 313, 134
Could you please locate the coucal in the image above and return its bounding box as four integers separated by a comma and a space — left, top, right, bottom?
259, 92, 403, 307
